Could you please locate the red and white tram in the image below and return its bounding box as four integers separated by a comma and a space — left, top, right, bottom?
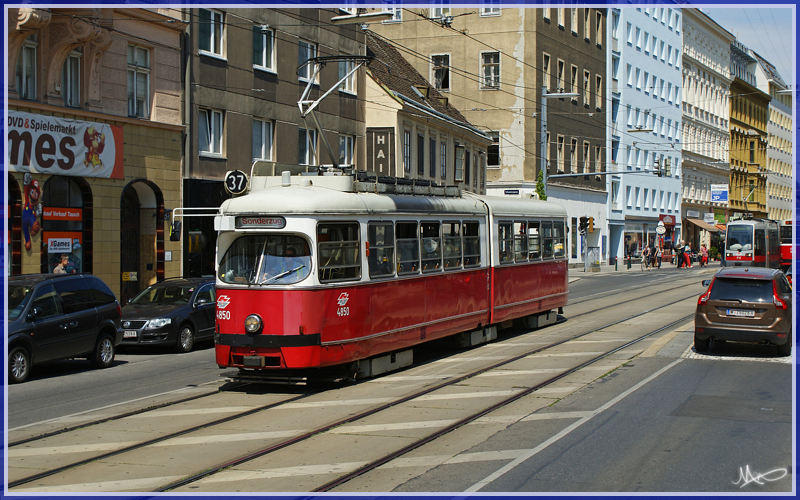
778, 219, 793, 271
213, 170, 568, 379
724, 217, 780, 269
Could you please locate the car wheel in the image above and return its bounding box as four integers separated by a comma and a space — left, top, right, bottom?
694, 334, 710, 353
90, 335, 115, 369
9, 347, 30, 384
777, 335, 792, 357
175, 324, 195, 353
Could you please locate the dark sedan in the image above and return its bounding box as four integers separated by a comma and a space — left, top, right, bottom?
120, 278, 215, 352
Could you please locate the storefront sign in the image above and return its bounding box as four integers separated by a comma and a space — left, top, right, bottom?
686, 210, 700, 218
47, 237, 72, 253
122, 272, 138, 281
659, 214, 676, 226
703, 213, 715, 224
8, 110, 124, 179
43, 208, 83, 221
710, 184, 728, 203
504, 189, 520, 195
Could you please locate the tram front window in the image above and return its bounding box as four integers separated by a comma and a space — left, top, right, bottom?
218, 235, 311, 285
726, 226, 753, 253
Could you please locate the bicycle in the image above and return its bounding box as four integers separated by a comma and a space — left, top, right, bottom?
641, 253, 652, 271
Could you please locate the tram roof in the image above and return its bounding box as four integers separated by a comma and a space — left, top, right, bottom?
220, 184, 566, 219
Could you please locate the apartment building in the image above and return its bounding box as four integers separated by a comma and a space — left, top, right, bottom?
371, 7, 607, 267
679, 9, 733, 252
181, 8, 366, 276
8, 7, 185, 302
607, 6, 683, 261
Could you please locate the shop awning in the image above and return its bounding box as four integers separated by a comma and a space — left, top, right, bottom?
715, 224, 727, 232
687, 218, 719, 233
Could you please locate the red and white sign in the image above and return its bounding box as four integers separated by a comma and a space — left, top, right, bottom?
236, 216, 286, 229
43, 208, 83, 221
45, 231, 82, 253
8, 110, 124, 179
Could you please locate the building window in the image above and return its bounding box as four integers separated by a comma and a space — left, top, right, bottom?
546, 131, 551, 168
338, 59, 356, 94
557, 59, 565, 91
298, 40, 318, 82
127, 44, 150, 118
403, 129, 411, 172
481, 1, 500, 16
584, 9, 590, 39
432, 54, 450, 91
481, 52, 500, 89
431, 6, 450, 18
199, 109, 223, 156
339, 134, 354, 166
62, 48, 81, 108
454, 143, 465, 181
252, 25, 274, 71
542, 53, 551, 90
595, 75, 603, 110
488, 132, 500, 168
429, 137, 437, 177
557, 135, 565, 172
582, 141, 590, 173
583, 70, 590, 106
440, 140, 447, 180
749, 140, 755, 163
464, 150, 471, 185
299, 127, 317, 166
417, 133, 425, 175
199, 9, 224, 57
595, 145, 601, 173
384, 7, 402, 22
543, 8, 550, 21
571, 8, 578, 33
252, 119, 273, 160
570, 138, 577, 173
570, 65, 578, 96
558, 8, 565, 27
596, 11, 603, 45
16, 34, 37, 100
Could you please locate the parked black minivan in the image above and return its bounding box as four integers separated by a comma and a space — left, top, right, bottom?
8, 273, 122, 384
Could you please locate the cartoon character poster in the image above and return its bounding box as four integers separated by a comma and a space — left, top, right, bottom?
22, 173, 42, 251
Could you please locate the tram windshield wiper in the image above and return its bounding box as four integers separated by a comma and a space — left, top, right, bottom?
264, 265, 305, 284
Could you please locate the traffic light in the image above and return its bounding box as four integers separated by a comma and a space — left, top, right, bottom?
588, 217, 594, 233
579, 216, 589, 233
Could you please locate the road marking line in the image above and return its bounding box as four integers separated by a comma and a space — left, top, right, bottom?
12, 476, 186, 493
464, 358, 684, 492
280, 398, 392, 409
330, 420, 457, 434
416, 390, 519, 401
135, 407, 263, 418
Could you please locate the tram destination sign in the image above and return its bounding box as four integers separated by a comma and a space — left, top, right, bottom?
236, 216, 286, 229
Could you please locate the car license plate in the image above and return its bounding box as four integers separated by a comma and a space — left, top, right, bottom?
727, 309, 754, 318
123, 330, 138, 338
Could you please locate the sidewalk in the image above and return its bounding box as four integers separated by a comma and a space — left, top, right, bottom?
568, 259, 722, 282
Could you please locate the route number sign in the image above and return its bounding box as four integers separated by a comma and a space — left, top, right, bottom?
224, 170, 249, 195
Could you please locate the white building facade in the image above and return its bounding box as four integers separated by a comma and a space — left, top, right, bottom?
607, 7, 684, 263
752, 53, 793, 221
679, 10, 734, 252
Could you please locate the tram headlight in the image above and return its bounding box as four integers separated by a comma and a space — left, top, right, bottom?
244, 314, 263, 333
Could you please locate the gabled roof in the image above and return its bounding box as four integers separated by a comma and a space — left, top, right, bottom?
751, 50, 787, 89
364, 30, 472, 126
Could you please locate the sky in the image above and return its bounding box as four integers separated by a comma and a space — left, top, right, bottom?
701, 7, 795, 89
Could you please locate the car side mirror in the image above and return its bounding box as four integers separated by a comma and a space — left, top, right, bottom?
127, 298, 133, 304
701, 280, 711, 287
195, 298, 209, 306
26, 307, 42, 320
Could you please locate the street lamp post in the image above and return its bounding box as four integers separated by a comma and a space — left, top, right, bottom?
540, 87, 580, 198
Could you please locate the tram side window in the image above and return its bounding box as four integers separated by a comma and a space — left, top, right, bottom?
219, 235, 266, 284
754, 228, 765, 258
528, 222, 541, 259
514, 221, 528, 262
498, 222, 514, 263
368, 222, 395, 278
463, 221, 481, 267
553, 220, 566, 258
443, 221, 462, 270
318, 223, 361, 283
396, 221, 419, 275
541, 221, 554, 258
421, 221, 442, 272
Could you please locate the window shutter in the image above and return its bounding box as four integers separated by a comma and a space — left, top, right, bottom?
253, 26, 261, 65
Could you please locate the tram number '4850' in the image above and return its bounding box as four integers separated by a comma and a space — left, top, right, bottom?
217, 310, 231, 320
337, 307, 350, 317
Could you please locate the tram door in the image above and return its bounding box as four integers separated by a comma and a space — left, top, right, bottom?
120, 188, 141, 304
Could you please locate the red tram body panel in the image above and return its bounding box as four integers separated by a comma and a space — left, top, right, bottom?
724, 218, 780, 269
213, 171, 568, 377
778, 220, 792, 270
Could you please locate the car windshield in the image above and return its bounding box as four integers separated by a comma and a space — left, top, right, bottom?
131, 285, 194, 305
8, 284, 34, 320
218, 234, 311, 285
709, 278, 773, 303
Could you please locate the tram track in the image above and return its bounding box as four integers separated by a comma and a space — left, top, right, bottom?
8, 273, 705, 492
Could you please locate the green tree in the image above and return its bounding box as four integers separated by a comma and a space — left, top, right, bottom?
536, 169, 547, 200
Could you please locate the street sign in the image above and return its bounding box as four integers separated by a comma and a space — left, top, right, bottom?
710, 184, 728, 203
656, 226, 666, 235
224, 170, 249, 195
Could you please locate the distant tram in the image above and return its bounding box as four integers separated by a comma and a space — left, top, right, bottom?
778, 219, 793, 270
724, 217, 780, 269
212, 167, 569, 380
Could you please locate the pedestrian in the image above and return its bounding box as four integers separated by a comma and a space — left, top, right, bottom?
642, 245, 651, 270
674, 240, 685, 268
53, 254, 69, 274
655, 245, 662, 269
684, 243, 693, 268
700, 243, 708, 267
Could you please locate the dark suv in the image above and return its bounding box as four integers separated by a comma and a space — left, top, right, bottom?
8, 274, 122, 384
120, 278, 215, 352
695, 267, 793, 356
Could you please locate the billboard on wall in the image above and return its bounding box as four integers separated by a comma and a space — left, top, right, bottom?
8, 110, 124, 179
